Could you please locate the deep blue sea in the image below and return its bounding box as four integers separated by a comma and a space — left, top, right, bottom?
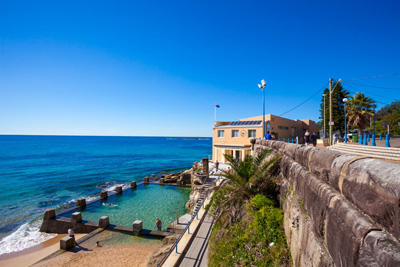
0, 135, 211, 255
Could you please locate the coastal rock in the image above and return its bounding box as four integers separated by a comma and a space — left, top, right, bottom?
146, 234, 179, 267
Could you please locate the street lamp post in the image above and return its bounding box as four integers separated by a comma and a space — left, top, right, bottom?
323, 93, 326, 139
258, 79, 266, 139
371, 104, 376, 146
343, 98, 348, 143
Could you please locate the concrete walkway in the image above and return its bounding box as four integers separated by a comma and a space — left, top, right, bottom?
177, 214, 214, 267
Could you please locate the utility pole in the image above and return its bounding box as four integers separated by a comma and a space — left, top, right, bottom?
329, 78, 333, 145
323, 93, 326, 139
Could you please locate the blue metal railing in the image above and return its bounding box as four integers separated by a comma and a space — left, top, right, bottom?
156, 187, 209, 266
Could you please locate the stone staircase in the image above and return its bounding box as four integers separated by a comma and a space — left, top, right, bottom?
194, 184, 212, 211
328, 143, 400, 161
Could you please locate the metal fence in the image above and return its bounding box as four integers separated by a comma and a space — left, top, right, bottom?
156, 187, 209, 266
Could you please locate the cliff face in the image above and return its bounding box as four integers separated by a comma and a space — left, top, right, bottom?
254, 140, 400, 267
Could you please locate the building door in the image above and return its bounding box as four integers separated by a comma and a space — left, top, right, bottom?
235, 150, 240, 159
291, 127, 296, 137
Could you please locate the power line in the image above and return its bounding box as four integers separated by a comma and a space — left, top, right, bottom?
278, 83, 328, 117
342, 81, 400, 90
344, 83, 393, 104
342, 73, 400, 81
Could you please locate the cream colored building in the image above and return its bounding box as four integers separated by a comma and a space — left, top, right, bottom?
212, 114, 319, 163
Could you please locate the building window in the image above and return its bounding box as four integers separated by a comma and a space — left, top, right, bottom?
232, 130, 239, 138
278, 126, 284, 130
284, 126, 289, 130
218, 130, 224, 138
248, 130, 256, 138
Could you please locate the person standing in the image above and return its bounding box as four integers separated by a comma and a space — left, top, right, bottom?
333, 134, 338, 145
311, 132, 318, 147
215, 160, 219, 172
304, 130, 311, 146
266, 131, 272, 140
154, 218, 162, 231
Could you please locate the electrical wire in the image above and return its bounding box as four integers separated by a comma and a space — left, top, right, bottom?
278, 83, 328, 117
344, 83, 393, 104
342, 81, 400, 90
342, 73, 400, 81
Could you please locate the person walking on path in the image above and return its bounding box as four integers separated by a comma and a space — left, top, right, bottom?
215, 160, 219, 172
153, 218, 162, 231
311, 132, 318, 147
333, 133, 338, 145
304, 130, 311, 146
266, 131, 272, 140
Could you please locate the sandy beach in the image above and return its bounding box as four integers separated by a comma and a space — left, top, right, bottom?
0, 234, 86, 267
33, 243, 159, 267
0, 233, 159, 267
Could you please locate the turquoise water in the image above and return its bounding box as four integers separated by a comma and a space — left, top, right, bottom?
0, 135, 211, 255
82, 230, 161, 247
62, 184, 191, 230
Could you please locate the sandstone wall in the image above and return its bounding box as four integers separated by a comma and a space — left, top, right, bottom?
255, 140, 400, 267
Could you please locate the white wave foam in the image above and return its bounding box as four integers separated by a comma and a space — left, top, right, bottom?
104, 183, 127, 192
0, 219, 56, 256
85, 195, 99, 203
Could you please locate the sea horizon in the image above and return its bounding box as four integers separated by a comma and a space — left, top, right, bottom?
0, 134, 212, 138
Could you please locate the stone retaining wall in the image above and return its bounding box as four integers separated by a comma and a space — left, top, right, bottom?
255, 140, 400, 267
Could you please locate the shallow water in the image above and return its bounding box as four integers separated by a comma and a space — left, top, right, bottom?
84, 230, 161, 247
61, 184, 191, 230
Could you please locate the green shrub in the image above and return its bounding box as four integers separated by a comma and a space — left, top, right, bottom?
250, 194, 275, 210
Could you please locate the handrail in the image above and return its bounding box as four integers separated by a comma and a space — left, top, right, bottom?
156, 186, 208, 267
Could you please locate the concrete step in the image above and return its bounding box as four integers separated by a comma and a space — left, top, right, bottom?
332, 147, 400, 157
334, 145, 400, 154
334, 143, 400, 153
329, 146, 400, 161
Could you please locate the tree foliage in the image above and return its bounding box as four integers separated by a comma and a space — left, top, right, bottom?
318, 82, 350, 135
369, 100, 400, 135
207, 150, 291, 266
346, 92, 375, 134
376, 100, 400, 120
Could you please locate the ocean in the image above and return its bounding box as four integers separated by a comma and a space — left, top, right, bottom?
0, 135, 212, 255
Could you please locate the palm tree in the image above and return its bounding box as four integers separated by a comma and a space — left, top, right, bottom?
223, 149, 280, 197
209, 149, 280, 224
346, 92, 375, 135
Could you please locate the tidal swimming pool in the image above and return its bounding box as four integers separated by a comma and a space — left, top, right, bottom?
61, 183, 191, 230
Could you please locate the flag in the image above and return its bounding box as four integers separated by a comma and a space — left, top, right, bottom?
215, 104, 220, 108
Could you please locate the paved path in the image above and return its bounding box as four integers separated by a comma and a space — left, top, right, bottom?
177, 214, 214, 267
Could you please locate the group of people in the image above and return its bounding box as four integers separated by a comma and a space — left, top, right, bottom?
265, 130, 319, 147
304, 130, 319, 146
214, 160, 230, 174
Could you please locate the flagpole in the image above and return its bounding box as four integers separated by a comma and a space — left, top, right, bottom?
214, 104, 216, 123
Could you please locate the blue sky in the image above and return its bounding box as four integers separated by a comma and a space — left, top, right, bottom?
1, 0, 399, 137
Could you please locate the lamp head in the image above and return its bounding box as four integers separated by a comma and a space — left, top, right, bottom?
323, 94, 326, 97
258, 84, 263, 89
343, 98, 348, 103
338, 78, 343, 82
261, 79, 266, 87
